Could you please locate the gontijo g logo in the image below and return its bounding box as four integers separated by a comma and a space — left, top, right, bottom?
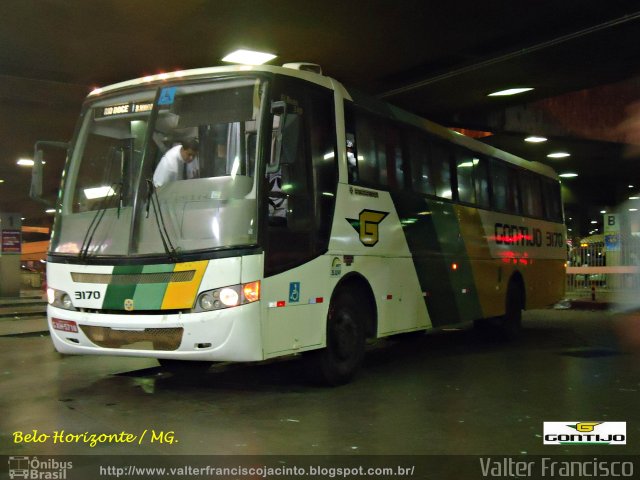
346, 210, 389, 247
544, 421, 626, 445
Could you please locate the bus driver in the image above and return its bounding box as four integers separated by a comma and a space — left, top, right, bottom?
152, 138, 200, 187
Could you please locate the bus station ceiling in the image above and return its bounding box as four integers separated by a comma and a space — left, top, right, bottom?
1, 0, 640, 234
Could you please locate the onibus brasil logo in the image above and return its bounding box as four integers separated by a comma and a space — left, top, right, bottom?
543, 421, 626, 445
8, 456, 72, 479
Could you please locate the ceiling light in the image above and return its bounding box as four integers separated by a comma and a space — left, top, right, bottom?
488, 87, 533, 97
629, 208, 638, 212
559, 173, 578, 178
17, 158, 45, 167
222, 49, 277, 65
45, 209, 56, 214
600, 210, 606, 214
629, 196, 639, 200
0, 179, 4, 183
629, 185, 635, 188
525, 136, 547, 143
547, 152, 570, 158
591, 221, 597, 224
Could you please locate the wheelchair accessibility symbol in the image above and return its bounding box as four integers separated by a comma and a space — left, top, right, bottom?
289, 282, 300, 303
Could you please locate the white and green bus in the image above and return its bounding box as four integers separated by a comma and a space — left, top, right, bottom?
37, 63, 565, 384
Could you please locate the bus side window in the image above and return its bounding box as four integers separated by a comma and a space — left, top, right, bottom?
385, 125, 404, 189
430, 140, 453, 200
491, 159, 509, 212
407, 130, 434, 195
521, 172, 544, 218
491, 159, 521, 214
474, 156, 491, 209
455, 146, 476, 204
542, 178, 562, 222
354, 112, 381, 187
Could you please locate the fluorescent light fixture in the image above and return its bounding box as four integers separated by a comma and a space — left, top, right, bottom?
0, 179, 4, 183
488, 87, 533, 97
591, 220, 597, 224
629, 185, 635, 188
600, 210, 606, 214
629, 196, 639, 200
629, 208, 638, 212
547, 152, 570, 158
525, 136, 547, 143
558, 173, 578, 178
222, 49, 277, 65
84, 186, 115, 200
17, 158, 45, 166
45, 209, 56, 214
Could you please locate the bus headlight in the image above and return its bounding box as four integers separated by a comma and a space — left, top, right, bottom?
194, 281, 260, 312
47, 288, 77, 311
219, 287, 240, 307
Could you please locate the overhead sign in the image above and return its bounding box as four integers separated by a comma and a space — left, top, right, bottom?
94, 102, 153, 119
604, 213, 620, 252
1, 230, 21, 253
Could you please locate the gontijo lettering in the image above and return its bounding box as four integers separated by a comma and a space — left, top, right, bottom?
494, 223, 563, 247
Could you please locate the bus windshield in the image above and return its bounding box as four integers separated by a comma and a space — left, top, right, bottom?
52, 77, 265, 258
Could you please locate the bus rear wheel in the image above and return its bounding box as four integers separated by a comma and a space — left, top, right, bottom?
499, 279, 523, 338
314, 291, 366, 386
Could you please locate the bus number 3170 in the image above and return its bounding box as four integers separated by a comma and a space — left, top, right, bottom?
75, 291, 101, 300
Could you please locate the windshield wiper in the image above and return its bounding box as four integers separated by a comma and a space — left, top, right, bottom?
145, 179, 180, 262
78, 182, 121, 260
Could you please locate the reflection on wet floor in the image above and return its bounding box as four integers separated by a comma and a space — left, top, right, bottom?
1, 309, 640, 456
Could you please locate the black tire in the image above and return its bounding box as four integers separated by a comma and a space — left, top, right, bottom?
315, 291, 367, 386
158, 359, 211, 374
499, 279, 523, 339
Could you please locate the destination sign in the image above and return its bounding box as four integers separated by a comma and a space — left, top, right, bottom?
94, 102, 154, 119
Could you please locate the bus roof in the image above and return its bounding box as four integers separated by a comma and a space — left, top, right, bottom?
88, 64, 558, 180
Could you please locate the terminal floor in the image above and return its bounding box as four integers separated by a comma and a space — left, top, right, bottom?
1, 308, 640, 456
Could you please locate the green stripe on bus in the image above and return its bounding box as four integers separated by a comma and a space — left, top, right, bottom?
391, 193, 483, 326
132, 264, 174, 310
427, 199, 483, 325
102, 264, 144, 310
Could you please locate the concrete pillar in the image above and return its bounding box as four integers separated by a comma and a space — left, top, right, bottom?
0, 213, 22, 297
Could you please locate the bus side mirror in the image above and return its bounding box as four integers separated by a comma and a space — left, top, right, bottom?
30, 149, 44, 199
30, 140, 69, 205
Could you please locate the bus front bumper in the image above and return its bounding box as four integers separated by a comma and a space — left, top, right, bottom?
47, 302, 264, 362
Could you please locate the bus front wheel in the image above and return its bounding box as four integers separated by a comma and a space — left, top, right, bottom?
314, 291, 366, 386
